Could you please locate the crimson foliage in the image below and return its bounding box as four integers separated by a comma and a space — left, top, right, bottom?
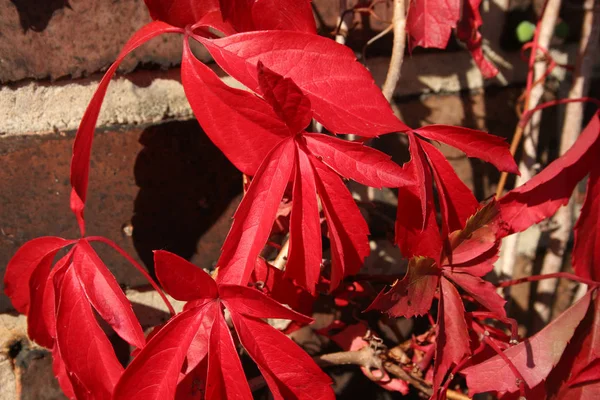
3, 1, 600, 399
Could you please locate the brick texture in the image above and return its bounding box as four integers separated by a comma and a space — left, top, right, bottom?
0, 120, 242, 312
0, 0, 210, 82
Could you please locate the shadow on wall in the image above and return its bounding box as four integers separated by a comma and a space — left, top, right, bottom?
10, 0, 71, 32
131, 120, 242, 278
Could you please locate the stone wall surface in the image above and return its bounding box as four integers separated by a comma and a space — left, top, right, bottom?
0, 0, 210, 82
0, 67, 243, 136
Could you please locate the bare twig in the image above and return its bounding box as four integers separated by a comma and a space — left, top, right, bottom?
315, 345, 383, 369
495, 0, 562, 198
318, 344, 471, 400
362, 23, 393, 62
381, 0, 407, 101
383, 362, 432, 394
534, 0, 600, 326
494, 0, 562, 295
517, 0, 561, 180
335, 0, 353, 45
272, 237, 290, 270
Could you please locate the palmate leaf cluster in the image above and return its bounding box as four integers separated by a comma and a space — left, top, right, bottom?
4, 1, 600, 399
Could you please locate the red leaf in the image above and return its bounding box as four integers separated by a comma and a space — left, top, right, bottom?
569, 358, 600, 386
406, 0, 461, 49
113, 306, 210, 400
206, 309, 253, 399
219, 0, 316, 34
72, 240, 145, 349
395, 185, 442, 260
534, 292, 600, 399
252, 258, 315, 315
257, 61, 312, 134
116, 251, 327, 399
456, 0, 499, 78
217, 0, 255, 32
144, 0, 219, 28
181, 40, 290, 175
181, 309, 215, 376
27, 250, 60, 348
421, 140, 479, 234
573, 162, 600, 281
443, 269, 506, 317
4, 236, 73, 313
415, 125, 518, 174
395, 135, 442, 260
444, 202, 500, 275
286, 147, 322, 293
251, 0, 316, 33
567, 294, 600, 386
406, 134, 429, 223
55, 266, 124, 399
367, 257, 440, 317
330, 323, 369, 350
312, 159, 370, 289
304, 133, 412, 188
230, 311, 334, 400
52, 345, 76, 399
220, 284, 312, 323
462, 289, 592, 394
447, 230, 497, 267
468, 46, 499, 80
217, 138, 296, 285
433, 277, 470, 393
198, 10, 238, 35
41, 252, 74, 344
497, 112, 600, 238
70, 22, 182, 234
154, 250, 218, 301
195, 31, 409, 136
447, 201, 500, 251
176, 357, 209, 400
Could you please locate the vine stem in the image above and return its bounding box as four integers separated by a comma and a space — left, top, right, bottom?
314, 346, 382, 369
497, 272, 600, 288
534, 0, 600, 327
86, 236, 176, 316
519, 97, 600, 126
381, 0, 407, 101
494, 0, 561, 302
484, 335, 527, 397
470, 312, 519, 341
495, 96, 599, 200
495, 0, 561, 198
470, 322, 527, 397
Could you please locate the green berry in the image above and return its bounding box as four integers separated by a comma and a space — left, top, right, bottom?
516, 21, 536, 43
